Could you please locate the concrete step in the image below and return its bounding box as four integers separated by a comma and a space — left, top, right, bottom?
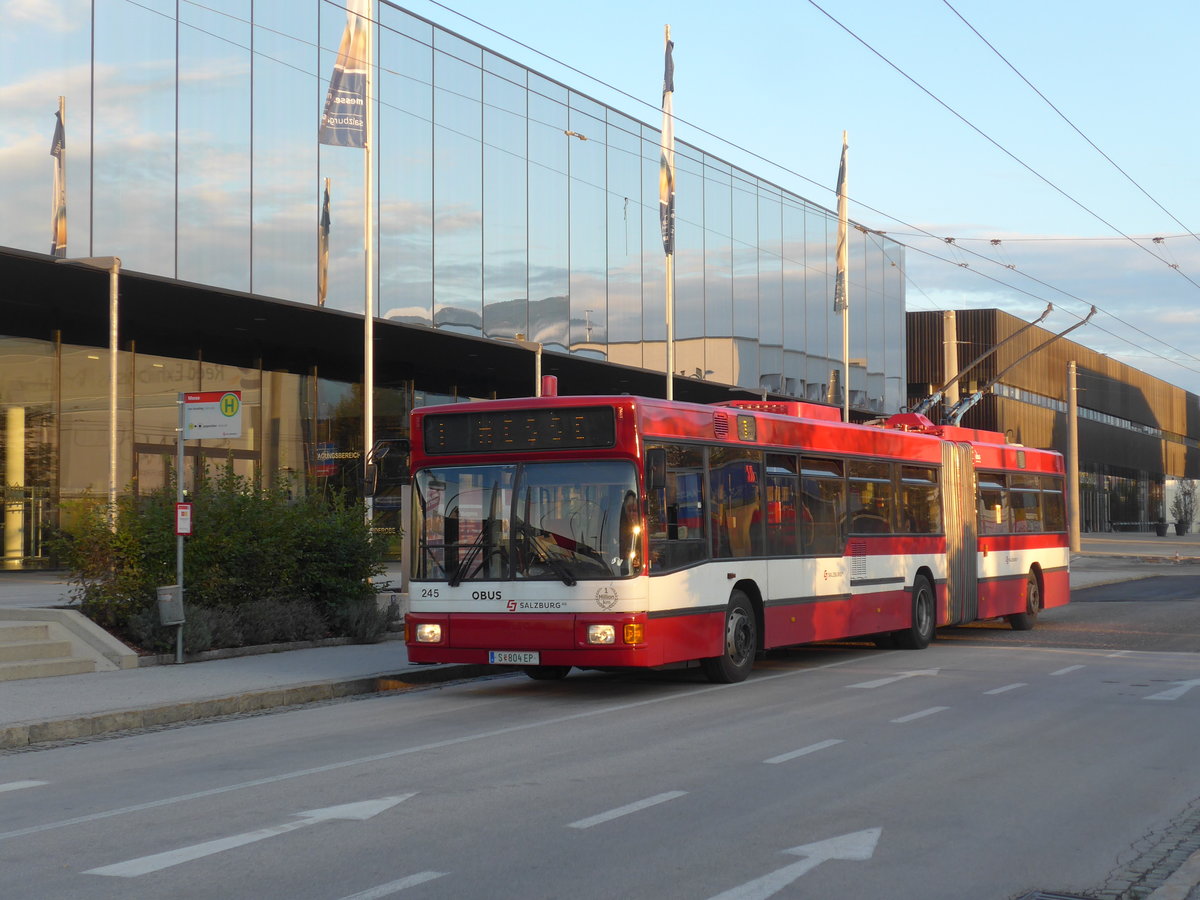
0, 639, 74, 663
0, 657, 96, 682
0, 623, 51, 643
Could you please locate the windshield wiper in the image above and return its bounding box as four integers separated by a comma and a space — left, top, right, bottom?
448, 520, 492, 587
516, 520, 577, 586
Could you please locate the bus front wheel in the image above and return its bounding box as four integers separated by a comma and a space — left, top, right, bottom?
702, 590, 757, 684
1007, 573, 1041, 631
893, 575, 935, 650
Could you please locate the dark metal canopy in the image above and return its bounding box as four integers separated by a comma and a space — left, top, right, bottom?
1, 246, 767, 405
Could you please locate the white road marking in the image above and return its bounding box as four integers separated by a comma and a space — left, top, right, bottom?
764, 739, 844, 765
1145, 678, 1200, 701
0, 781, 47, 794
706, 828, 881, 900
847, 668, 939, 689
86, 796, 412, 877
1050, 665, 1085, 676
984, 683, 1028, 695
568, 791, 687, 829
0, 654, 872, 844
890, 706, 949, 724
337, 872, 447, 899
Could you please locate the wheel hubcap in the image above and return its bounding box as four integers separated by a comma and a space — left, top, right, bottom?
727, 609, 753, 665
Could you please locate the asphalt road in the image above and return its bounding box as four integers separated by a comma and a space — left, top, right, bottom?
3, 581, 1199, 900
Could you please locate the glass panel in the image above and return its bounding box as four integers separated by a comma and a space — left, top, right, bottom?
805, 205, 833, 402
256, 0, 318, 303
1011, 489, 1043, 533
646, 443, 706, 571
848, 465, 893, 534
482, 70, 527, 341
132, 352, 199, 496
900, 465, 941, 534
703, 157, 732, 386
709, 447, 762, 558
758, 184, 783, 394
764, 453, 799, 556
731, 171, 758, 388
0, 336, 56, 568
606, 113, 642, 367
412, 461, 637, 582
379, 11, 433, 325
673, 144, 705, 381
59, 345, 132, 502
527, 89, 568, 350
641, 124, 666, 371
978, 473, 1010, 533
178, 0, 251, 291
93, 1, 176, 274
800, 457, 844, 555
569, 105, 607, 355
0, 1, 93, 255
782, 200, 807, 398
433, 50, 483, 334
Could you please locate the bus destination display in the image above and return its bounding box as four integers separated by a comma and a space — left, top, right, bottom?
423, 407, 616, 454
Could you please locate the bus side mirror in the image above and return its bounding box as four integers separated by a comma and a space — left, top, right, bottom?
646, 449, 666, 495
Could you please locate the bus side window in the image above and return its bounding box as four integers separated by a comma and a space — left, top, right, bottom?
801, 457, 844, 556
765, 454, 800, 556
646, 443, 707, 572
977, 473, 1009, 534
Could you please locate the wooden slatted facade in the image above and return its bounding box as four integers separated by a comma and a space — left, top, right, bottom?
907, 309, 1200, 531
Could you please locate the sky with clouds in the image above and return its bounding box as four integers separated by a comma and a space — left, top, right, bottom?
399, 0, 1200, 393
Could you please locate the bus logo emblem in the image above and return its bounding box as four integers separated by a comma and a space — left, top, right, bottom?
595, 585, 618, 610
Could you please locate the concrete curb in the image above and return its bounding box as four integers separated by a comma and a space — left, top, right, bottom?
0, 663, 494, 751
1147, 844, 1200, 900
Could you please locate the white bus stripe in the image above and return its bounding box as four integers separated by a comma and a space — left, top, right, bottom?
568, 791, 687, 829
764, 739, 844, 765
890, 707, 949, 724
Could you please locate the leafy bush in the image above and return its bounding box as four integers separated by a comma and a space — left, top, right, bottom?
58, 462, 384, 651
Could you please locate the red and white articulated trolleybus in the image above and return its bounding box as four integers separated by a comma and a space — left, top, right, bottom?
405, 393, 1069, 683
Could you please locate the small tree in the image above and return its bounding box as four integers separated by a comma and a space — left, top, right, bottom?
1171, 478, 1197, 528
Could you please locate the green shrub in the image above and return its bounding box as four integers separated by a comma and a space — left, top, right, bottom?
58, 462, 384, 650
335, 595, 391, 644
239, 598, 328, 645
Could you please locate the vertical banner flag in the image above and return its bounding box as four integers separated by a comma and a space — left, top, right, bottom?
658, 28, 675, 255
50, 97, 66, 258
834, 130, 849, 313
319, 0, 369, 148
318, 178, 331, 306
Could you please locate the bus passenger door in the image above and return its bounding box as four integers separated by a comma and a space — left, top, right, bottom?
941, 442, 978, 624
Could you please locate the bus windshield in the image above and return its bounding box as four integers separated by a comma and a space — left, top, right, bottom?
414, 461, 640, 584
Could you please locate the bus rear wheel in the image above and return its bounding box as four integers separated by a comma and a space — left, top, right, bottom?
702, 590, 757, 684
893, 575, 935, 650
1007, 573, 1040, 631
523, 665, 572, 681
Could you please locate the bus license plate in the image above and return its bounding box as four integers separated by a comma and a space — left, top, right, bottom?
489, 650, 539, 665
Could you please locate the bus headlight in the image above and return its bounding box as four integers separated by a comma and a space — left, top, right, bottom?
587, 624, 616, 644
415, 623, 443, 643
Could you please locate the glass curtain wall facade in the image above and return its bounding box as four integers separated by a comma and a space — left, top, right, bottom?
0, 0, 905, 406
1, 2, 907, 568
